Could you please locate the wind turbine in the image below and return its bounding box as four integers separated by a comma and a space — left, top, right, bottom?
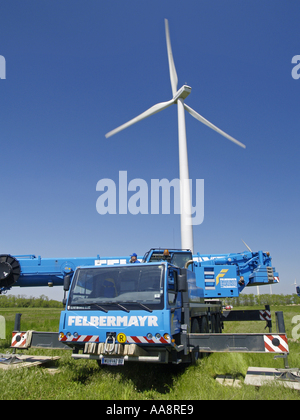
292, 279, 298, 293
105, 19, 246, 253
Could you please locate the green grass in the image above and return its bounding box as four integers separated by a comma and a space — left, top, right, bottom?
0, 307, 62, 346
0, 306, 299, 400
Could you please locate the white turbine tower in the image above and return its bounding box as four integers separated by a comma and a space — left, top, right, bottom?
105, 19, 246, 253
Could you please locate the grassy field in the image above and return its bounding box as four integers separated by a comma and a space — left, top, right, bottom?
0, 305, 299, 400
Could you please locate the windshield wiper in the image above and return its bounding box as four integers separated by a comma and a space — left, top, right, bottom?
110, 302, 130, 313
70, 301, 151, 313
70, 302, 108, 313
70, 301, 130, 313
136, 302, 153, 313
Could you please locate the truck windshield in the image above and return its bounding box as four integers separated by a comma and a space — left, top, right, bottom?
68, 264, 165, 311
146, 250, 192, 268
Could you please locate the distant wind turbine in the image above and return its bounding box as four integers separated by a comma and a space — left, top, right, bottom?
292, 279, 298, 293
105, 19, 246, 253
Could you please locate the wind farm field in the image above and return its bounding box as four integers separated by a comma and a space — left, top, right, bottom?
0, 305, 299, 400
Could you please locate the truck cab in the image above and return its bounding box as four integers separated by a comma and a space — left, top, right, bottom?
58, 261, 212, 365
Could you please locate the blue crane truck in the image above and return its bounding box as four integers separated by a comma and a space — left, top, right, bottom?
6, 248, 289, 365
0, 248, 278, 294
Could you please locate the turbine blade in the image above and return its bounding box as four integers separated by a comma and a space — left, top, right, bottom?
184, 103, 246, 149
242, 239, 252, 252
165, 19, 178, 97
105, 98, 175, 138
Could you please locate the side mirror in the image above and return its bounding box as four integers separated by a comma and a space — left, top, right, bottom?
63, 274, 72, 307
63, 274, 71, 291
178, 270, 187, 292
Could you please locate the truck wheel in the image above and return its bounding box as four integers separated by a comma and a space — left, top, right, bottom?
200, 315, 208, 333
190, 318, 200, 364
215, 313, 221, 333
211, 314, 216, 333
199, 316, 209, 358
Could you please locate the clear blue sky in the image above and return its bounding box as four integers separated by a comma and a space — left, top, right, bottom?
1, 0, 299, 299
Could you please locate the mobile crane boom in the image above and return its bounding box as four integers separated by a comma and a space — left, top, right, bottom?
0, 248, 279, 296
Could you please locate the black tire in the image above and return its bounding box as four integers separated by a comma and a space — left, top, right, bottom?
199, 315, 209, 358
215, 313, 222, 333
200, 315, 208, 333
211, 314, 217, 333
190, 318, 200, 364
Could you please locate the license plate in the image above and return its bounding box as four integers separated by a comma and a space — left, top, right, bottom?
101, 357, 124, 366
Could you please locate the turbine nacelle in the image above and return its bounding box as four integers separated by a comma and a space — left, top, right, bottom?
173, 85, 192, 102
